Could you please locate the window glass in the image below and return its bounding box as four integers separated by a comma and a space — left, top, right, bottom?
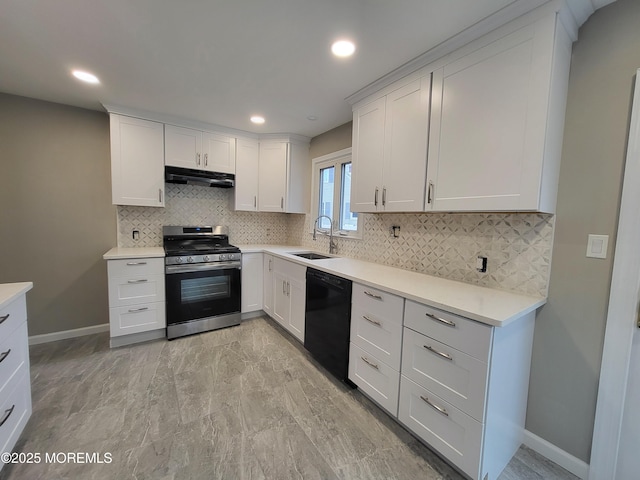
340, 163, 357, 231
319, 166, 335, 229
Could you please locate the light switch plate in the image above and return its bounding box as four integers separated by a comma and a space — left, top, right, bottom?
586, 234, 609, 259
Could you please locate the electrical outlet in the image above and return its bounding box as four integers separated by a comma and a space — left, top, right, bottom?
476, 256, 487, 273
132, 229, 140, 240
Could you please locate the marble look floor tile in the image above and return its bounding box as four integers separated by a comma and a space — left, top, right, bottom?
1, 316, 579, 480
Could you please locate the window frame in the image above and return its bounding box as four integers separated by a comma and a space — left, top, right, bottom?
310, 147, 362, 240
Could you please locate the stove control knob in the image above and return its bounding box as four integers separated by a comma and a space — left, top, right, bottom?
187, 256, 194, 263
203, 255, 210, 262
220, 254, 227, 261
175, 257, 184, 264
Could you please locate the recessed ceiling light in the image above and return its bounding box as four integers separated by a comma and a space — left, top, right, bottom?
307, 115, 318, 121
250, 115, 265, 125
331, 40, 356, 58
72, 70, 100, 84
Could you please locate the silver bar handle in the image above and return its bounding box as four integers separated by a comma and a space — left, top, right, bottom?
159, 188, 163, 203
426, 312, 456, 328
361, 356, 379, 370
374, 188, 379, 207
268, 259, 272, 272
0, 405, 15, 427
128, 307, 149, 313
420, 395, 448, 417
427, 181, 434, 204
364, 291, 383, 300
0, 314, 9, 325
287, 281, 290, 296
424, 345, 453, 361
127, 279, 148, 284
363, 315, 381, 327
281, 197, 284, 210
126, 262, 147, 266
204, 153, 208, 166
254, 196, 257, 208
382, 187, 386, 206
283, 280, 286, 294
196, 153, 201, 165
0, 349, 10, 364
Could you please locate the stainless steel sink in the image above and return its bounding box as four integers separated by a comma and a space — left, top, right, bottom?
291, 252, 333, 260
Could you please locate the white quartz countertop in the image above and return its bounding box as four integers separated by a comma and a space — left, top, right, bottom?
0, 282, 33, 310
238, 245, 545, 327
103, 247, 165, 260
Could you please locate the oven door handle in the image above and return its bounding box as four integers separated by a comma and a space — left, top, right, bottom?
166, 261, 241, 274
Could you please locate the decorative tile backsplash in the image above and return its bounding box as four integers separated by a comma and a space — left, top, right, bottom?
117, 184, 553, 297
117, 184, 288, 247
287, 212, 554, 298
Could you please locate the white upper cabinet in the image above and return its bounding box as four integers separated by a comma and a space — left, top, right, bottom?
165, 124, 236, 174
233, 137, 260, 211
258, 139, 310, 213
426, 12, 571, 213
110, 114, 165, 207
351, 75, 431, 213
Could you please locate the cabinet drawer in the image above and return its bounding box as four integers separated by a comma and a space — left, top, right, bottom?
402, 327, 488, 421
351, 304, 403, 370
109, 302, 166, 337
107, 258, 164, 278
399, 376, 482, 480
352, 283, 404, 324
0, 295, 27, 340
348, 343, 400, 416
108, 273, 165, 307
0, 369, 31, 466
0, 322, 28, 396
404, 300, 492, 361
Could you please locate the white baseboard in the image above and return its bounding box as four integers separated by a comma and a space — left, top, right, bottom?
523, 429, 589, 479
28, 323, 110, 345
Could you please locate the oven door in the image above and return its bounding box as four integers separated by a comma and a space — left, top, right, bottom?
165, 261, 241, 327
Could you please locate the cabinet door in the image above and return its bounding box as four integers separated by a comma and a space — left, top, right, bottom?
286, 264, 306, 342
110, 114, 164, 207
272, 271, 290, 328
165, 124, 202, 169
263, 255, 274, 316
382, 76, 430, 212
427, 21, 554, 212
234, 138, 260, 211
202, 132, 236, 174
241, 253, 263, 313
258, 141, 288, 212
351, 97, 385, 212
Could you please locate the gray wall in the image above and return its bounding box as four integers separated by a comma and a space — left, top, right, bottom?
0, 93, 116, 336
526, 0, 640, 462
309, 121, 353, 159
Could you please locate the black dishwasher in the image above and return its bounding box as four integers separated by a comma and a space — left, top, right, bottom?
304, 268, 353, 384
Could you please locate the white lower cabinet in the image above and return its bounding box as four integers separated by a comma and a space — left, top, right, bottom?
399, 377, 483, 478
0, 292, 32, 473
266, 257, 306, 342
241, 253, 263, 313
107, 258, 165, 338
263, 254, 274, 316
348, 284, 404, 416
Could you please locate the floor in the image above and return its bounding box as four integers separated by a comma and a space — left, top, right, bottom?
1, 316, 579, 480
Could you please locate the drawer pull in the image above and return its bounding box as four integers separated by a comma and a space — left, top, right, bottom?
126, 262, 147, 266
0, 349, 10, 364
0, 405, 15, 427
0, 314, 9, 325
361, 356, 379, 370
420, 395, 449, 417
423, 345, 453, 361
426, 312, 456, 328
128, 307, 149, 313
362, 315, 381, 327
127, 279, 149, 284
364, 291, 383, 300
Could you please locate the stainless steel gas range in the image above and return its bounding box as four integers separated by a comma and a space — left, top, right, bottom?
163, 225, 241, 340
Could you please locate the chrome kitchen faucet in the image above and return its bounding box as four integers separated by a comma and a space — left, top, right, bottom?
313, 215, 337, 254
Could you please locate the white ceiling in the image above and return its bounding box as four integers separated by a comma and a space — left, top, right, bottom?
0, 0, 615, 138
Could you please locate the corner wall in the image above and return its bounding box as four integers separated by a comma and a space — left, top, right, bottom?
0, 93, 116, 336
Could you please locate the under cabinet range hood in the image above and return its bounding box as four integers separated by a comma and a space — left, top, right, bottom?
165, 166, 235, 188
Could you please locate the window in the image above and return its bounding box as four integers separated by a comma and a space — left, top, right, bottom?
311, 148, 361, 239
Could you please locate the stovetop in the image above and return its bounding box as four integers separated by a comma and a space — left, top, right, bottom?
162, 225, 240, 262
